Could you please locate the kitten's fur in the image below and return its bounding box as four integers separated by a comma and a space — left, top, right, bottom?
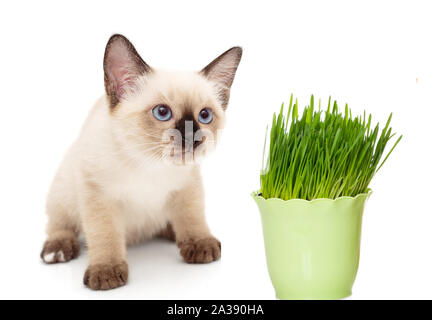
41, 34, 242, 290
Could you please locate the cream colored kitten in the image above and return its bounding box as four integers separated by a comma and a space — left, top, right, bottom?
41, 34, 242, 290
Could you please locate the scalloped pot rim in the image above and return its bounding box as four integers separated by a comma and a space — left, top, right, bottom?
251, 190, 372, 204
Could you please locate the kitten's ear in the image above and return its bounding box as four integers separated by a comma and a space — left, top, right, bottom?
201, 47, 242, 108
103, 34, 151, 108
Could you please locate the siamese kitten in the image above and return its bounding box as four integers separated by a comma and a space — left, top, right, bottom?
41, 34, 242, 290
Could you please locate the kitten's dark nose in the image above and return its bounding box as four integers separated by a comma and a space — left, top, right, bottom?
175, 114, 202, 149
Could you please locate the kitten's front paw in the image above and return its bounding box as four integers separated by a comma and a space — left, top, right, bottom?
41, 236, 80, 264
178, 237, 221, 264
83, 261, 128, 290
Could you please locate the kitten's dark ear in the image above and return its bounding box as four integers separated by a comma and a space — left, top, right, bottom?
201, 47, 242, 109
103, 34, 151, 108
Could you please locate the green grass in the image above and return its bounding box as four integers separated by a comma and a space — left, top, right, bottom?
260, 95, 402, 200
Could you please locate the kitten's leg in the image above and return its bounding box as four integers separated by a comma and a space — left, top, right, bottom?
81, 182, 128, 290
156, 223, 176, 242
169, 169, 221, 264
41, 199, 80, 264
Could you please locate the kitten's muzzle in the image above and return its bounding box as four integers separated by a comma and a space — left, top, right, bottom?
175, 117, 203, 150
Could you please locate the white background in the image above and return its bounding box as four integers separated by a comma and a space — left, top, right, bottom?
0, 0, 431, 299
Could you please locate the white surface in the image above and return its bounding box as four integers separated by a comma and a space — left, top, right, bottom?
0, 0, 431, 299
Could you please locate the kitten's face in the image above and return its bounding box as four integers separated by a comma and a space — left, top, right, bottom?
103, 34, 242, 166
113, 70, 226, 165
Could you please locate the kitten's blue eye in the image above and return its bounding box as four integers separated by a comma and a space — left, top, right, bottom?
152, 104, 172, 121
198, 108, 213, 124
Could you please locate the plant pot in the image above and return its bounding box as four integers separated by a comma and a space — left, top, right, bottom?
252, 191, 371, 300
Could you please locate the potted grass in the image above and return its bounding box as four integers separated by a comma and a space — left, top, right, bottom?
252, 95, 401, 300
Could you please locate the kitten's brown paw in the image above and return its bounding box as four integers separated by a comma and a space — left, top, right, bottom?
178, 237, 221, 264
84, 261, 128, 290
41, 236, 80, 264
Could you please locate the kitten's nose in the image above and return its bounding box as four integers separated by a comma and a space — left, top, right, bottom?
175, 114, 201, 149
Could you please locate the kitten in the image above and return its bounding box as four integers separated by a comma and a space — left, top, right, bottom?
40, 34, 242, 290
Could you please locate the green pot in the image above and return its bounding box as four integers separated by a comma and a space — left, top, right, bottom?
252, 191, 371, 300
